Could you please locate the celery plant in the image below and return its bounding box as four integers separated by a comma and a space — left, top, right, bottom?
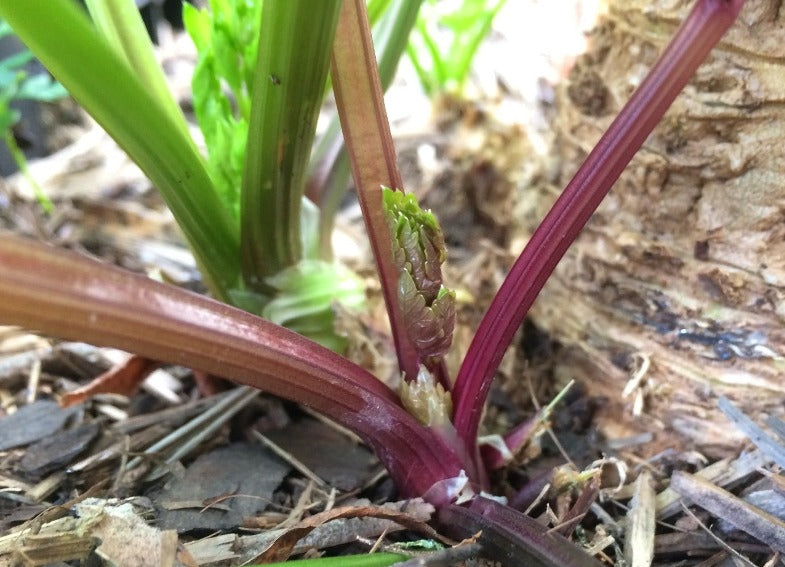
0, 0, 746, 564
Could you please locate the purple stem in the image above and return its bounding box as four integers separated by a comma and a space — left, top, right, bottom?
0, 233, 465, 498
437, 496, 603, 566
452, 0, 745, 446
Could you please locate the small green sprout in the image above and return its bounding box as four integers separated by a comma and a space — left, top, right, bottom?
406, 0, 507, 96
0, 18, 67, 212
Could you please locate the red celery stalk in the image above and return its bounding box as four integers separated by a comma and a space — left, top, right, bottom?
438, 497, 603, 567
0, 233, 464, 498
452, 0, 745, 445
330, 0, 420, 382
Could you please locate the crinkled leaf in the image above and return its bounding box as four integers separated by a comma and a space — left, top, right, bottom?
385, 188, 445, 301
399, 271, 455, 360
383, 187, 455, 361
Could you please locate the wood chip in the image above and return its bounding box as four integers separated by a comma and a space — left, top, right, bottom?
262, 418, 378, 492
671, 471, 785, 553
656, 449, 770, 520
20, 421, 100, 477
152, 442, 290, 532
718, 397, 785, 470
624, 470, 655, 567
0, 400, 79, 451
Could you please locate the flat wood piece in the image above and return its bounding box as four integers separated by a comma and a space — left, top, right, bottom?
0, 400, 79, 451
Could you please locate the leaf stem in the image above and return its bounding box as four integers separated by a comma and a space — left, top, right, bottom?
331, 0, 420, 381
241, 0, 342, 285
0, 233, 466, 497
452, 0, 745, 445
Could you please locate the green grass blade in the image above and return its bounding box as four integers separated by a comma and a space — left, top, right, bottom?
448, 0, 506, 92
83, 0, 191, 141
3, 130, 52, 213
0, 0, 240, 298
241, 0, 342, 286
411, 16, 446, 96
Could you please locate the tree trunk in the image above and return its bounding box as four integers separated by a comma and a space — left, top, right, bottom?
524, 0, 785, 457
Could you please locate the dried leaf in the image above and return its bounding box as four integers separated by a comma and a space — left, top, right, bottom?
254, 500, 437, 563
60, 355, 161, 407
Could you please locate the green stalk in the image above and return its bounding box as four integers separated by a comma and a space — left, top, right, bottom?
4, 130, 52, 213
83, 0, 191, 141
0, 0, 240, 299
241, 0, 342, 288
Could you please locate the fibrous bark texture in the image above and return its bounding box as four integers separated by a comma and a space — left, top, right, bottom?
524, 0, 785, 456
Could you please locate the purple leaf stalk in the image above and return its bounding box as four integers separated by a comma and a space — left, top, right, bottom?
451, 0, 745, 449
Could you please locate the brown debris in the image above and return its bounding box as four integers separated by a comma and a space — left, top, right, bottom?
672, 471, 785, 554
60, 354, 162, 407
251, 499, 439, 563
623, 470, 655, 567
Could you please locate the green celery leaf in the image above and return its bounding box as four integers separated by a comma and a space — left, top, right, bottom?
15, 74, 67, 101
